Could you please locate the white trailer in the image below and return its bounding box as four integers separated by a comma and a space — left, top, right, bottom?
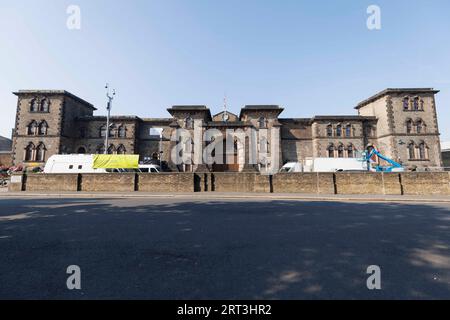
280, 158, 368, 173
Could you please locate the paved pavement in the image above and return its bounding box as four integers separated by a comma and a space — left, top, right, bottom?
2, 191, 450, 203
1, 196, 450, 299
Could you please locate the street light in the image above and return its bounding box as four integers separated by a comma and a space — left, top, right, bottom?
104, 84, 116, 154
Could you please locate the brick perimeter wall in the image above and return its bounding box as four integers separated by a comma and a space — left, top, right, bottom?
25, 174, 79, 192
400, 172, 450, 195
138, 173, 194, 192
212, 173, 270, 193
8, 172, 450, 195
272, 173, 335, 194
80, 173, 135, 192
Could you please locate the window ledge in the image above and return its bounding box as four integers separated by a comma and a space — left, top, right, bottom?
408, 159, 430, 162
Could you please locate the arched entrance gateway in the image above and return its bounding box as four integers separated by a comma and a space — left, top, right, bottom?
209, 126, 243, 173
166, 105, 283, 173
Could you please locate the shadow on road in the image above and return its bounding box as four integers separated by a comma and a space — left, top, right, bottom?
0, 197, 449, 299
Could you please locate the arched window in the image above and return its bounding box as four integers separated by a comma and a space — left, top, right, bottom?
109, 124, 116, 138
117, 144, 126, 154
336, 125, 342, 137
413, 97, 420, 111
185, 117, 194, 129
27, 120, 38, 135
30, 99, 39, 112
408, 142, 416, 160
327, 144, 335, 158
416, 120, 425, 134
406, 119, 413, 134
338, 144, 344, 158
36, 143, 46, 162
345, 125, 352, 137
24, 143, 35, 161
259, 117, 267, 129
118, 125, 126, 138
40, 98, 50, 112
403, 97, 410, 111
96, 145, 105, 154
107, 144, 116, 154
77, 147, 87, 154
326, 125, 333, 137
99, 125, 107, 138
347, 145, 354, 158
38, 121, 48, 135
419, 142, 427, 160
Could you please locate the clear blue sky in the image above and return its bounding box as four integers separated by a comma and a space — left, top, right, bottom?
1, 0, 449, 141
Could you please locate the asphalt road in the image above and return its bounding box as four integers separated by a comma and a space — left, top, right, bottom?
0, 196, 450, 299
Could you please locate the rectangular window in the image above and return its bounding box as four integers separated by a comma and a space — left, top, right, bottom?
69, 165, 74, 169
78, 165, 82, 170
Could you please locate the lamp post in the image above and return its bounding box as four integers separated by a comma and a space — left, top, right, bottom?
159, 133, 163, 169
104, 84, 116, 154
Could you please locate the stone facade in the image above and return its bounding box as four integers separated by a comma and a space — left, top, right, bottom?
10, 88, 444, 171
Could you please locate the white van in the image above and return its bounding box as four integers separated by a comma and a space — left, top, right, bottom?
138, 164, 161, 173
44, 155, 161, 174
280, 162, 303, 173
44, 154, 106, 174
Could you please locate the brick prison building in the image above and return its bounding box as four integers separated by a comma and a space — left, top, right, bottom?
10, 88, 443, 171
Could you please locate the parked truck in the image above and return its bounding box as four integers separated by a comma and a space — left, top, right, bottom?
280, 147, 404, 173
